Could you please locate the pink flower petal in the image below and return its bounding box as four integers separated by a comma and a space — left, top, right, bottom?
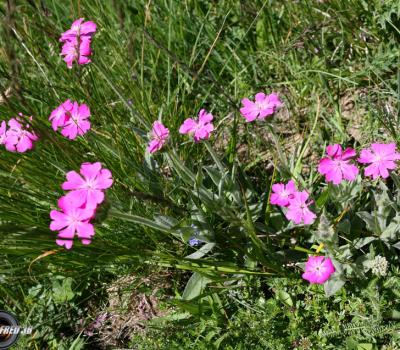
76, 221, 95, 238
49, 210, 69, 231
96, 169, 113, 189
56, 239, 74, 249
63, 189, 88, 208
61, 123, 78, 139
81, 238, 92, 245
198, 109, 213, 124
62, 171, 85, 190
326, 144, 342, 158
80, 162, 102, 181
148, 139, 163, 153
179, 118, 197, 134
85, 189, 104, 209
58, 225, 76, 239
254, 92, 266, 102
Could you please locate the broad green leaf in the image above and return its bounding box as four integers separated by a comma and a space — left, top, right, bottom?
204, 166, 224, 188
324, 274, 346, 297
316, 187, 330, 208
381, 215, 400, 241
110, 210, 171, 233
52, 277, 74, 303
182, 272, 211, 300
356, 212, 381, 234
393, 241, 400, 250
185, 243, 216, 259
373, 181, 393, 232
275, 289, 293, 307
315, 211, 337, 244
353, 237, 376, 249
154, 215, 179, 228
68, 335, 86, 350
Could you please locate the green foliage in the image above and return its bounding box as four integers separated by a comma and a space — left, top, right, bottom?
130, 274, 400, 349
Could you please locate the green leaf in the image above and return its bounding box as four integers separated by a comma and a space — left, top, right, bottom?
357, 344, 374, 350
388, 309, 400, 319
373, 182, 393, 231
381, 215, 400, 241
185, 243, 216, 259
52, 277, 74, 303
256, 17, 267, 50
315, 211, 337, 244
316, 187, 330, 208
324, 274, 346, 297
356, 212, 381, 234
390, 172, 400, 190
214, 333, 230, 349
204, 141, 225, 172
353, 237, 376, 249
154, 215, 179, 228
68, 335, 86, 350
393, 241, 400, 250
182, 272, 211, 300
275, 289, 293, 307
110, 210, 171, 233
204, 166, 224, 188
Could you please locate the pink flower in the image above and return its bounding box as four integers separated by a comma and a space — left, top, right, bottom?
59, 18, 96, 68
61, 36, 93, 69
240, 92, 282, 122
179, 109, 214, 142
358, 143, 400, 179
318, 144, 359, 185
4, 117, 38, 153
49, 99, 73, 131
285, 190, 316, 225
50, 196, 96, 249
59, 18, 97, 42
62, 162, 113, 209
49, 100, 90, 139
147, 121, 169, 153
65, 102, 91, 139
0, 121, 7, 145
302, 256, 335, 284
50, 162, 112, 248
270, 180, 297, 207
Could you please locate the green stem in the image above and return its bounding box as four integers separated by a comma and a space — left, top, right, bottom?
204, 141, 225, 172
293, 245, 316, 255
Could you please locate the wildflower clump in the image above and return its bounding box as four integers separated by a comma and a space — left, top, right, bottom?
270, 180, 316, 225
49, 100, 91, 139
50, 162, 113, 249
240, 92, 282, 122
270, 180, 296, 207
285, 191, 316, 225
5, 15, 398, 293
59, 18, 97, 68
179, 109, 214, 142
0, 115, 38, 153
318, 144, 359, 185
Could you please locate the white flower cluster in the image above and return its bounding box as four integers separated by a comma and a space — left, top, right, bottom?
371, 255, 388, 277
